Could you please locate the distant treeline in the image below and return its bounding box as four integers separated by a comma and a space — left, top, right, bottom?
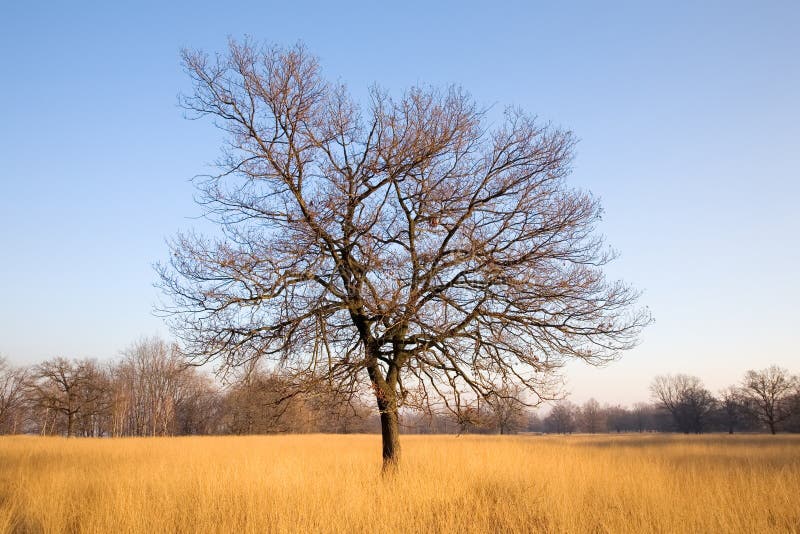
1, 338, 798, 436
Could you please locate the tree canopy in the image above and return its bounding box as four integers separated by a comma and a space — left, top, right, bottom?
158, 40, 649, 470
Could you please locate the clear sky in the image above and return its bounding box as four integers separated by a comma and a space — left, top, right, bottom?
1, 1, 798, 406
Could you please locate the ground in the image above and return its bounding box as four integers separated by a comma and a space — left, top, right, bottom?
1, 434, 798, 533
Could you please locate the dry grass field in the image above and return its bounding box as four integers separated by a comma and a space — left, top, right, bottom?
0, 434, 798, 533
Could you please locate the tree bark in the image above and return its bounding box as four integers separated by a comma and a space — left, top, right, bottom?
377, 394, 401, 473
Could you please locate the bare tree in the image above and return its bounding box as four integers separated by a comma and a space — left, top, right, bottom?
718, 386, 745, 434
108, 363, 134, 437
224, 369, 310, 434
303, 380, 375, 433
526, 412, 545, 433
578, 398, 606, 433
631, 402, 656, 433
786, 383, 800, 433
740, 366, 797, 434
604, 404, 631, 433
545, 402, 576, 434
650, 374, 716, 433
74, 360, 111, 437
0, 357, 27, 434
174, 371, 223, 435
486, 383, 528, 435
28, 358, 106, 436
158, 40, 649, 471
115, 337, 189, 436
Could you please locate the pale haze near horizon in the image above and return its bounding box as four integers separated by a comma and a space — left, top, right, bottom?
1, 1, 798, 407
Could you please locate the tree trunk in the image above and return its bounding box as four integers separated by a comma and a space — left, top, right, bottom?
377, 395, 401, 473
769, 421, 776, 434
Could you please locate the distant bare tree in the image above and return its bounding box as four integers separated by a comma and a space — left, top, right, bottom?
28, 358, 106, 436
157, 40, 649, 470
174, 372, 223, 435
786, 384, 800, 433
578, 398, 606, 433
486, 384, 528, 435
74, 360, 111, 437
0, 357, 27, 434
718, 386, 746, 434
630, 402, 656, 433
403, 408, 463, 434
650, 374, 716, 433
545, 402, 576, 434
108, 364, 134, 437
526, 412, 545, 433
604, 404, 630, 433
304, 381, 374, 433
740, 366, 797, 434
115, 337, 190, 436
222, 365, 374, 434
224, 370, 311, 434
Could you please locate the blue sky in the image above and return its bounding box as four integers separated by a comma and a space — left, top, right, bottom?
1, 1, 798, 405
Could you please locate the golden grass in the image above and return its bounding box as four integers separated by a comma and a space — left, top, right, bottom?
1, 433, 798, 533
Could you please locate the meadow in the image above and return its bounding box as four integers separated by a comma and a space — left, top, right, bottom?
0, 434, 798, 533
